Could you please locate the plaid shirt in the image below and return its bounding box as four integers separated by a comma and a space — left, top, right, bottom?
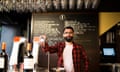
43, 42, 88, 72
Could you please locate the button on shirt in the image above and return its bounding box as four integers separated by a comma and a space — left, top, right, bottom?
63, 44, 74, 72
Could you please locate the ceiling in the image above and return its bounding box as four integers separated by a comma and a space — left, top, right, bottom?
0, 0, 120, 26
0, 0, 120, 12
98, 0, 120, 12
0, 0, 98, 12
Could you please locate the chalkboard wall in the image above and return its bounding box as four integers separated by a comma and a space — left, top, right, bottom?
32, 13, 99, 72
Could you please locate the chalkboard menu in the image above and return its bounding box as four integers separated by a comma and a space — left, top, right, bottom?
32, 13, 99, 72
32, 14, 64, 45
32, 13, 98, 45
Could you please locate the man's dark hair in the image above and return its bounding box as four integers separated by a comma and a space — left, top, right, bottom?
63, 26, 74, 32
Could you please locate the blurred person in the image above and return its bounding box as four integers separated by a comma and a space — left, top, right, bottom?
39, 26, 88, 72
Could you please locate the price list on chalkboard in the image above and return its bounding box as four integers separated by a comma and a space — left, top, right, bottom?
32, 13, 98, 45
64, 20, 97, 45
32, 14, 64, 45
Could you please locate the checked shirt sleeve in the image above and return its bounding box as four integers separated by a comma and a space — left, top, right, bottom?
42, 42, 59, 53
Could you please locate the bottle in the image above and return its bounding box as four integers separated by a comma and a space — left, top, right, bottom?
24, 43, 34, 72
0, 42, 8, 72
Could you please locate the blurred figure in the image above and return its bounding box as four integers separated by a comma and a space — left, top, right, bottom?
39, 26, 88, 72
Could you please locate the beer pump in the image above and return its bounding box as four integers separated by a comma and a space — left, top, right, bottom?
9, 36, 26, 71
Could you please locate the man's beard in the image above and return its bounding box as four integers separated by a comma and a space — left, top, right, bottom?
64, 37, 73, 42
